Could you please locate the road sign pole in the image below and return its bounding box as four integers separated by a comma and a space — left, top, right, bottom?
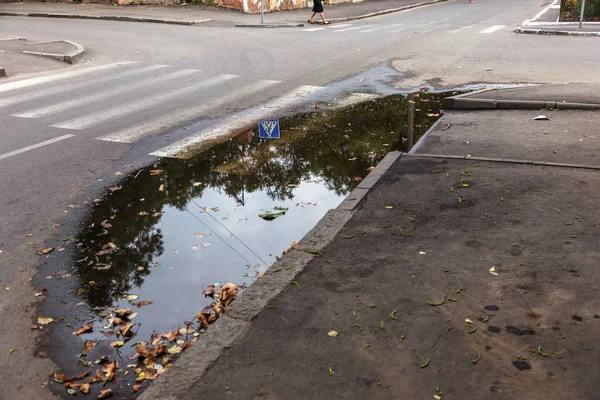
579, 0, 586, 28
261, 0, 264, 24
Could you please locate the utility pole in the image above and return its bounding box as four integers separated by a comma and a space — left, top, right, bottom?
579, 0, 586, 28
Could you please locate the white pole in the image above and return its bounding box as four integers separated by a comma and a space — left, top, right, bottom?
261, 0, 264, 24
579, 0, 586, 28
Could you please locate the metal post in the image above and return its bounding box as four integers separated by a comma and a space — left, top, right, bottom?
406, 93, 415, 151
579, 0, 586, 28
261, 0, 264, 24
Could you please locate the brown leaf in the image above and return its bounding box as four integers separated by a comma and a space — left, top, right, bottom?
366, 166, 375, 172
195, 311, 210, 328
110, 341, 124, 348
114, 172, 122, 176
37, 247, 53, 255
116, 323, 135, 337
133, 384, 143, 392
82, 340, 96, 354
78, 383, 90, 394
88, 368, 105, 384
109, 186, 121, 192
72, 324, 93, 335
101, 360, 118, 381
149, 169, 163, 176
312, 103, 320, 109
202, 285, 215, 299
135, 301, 153, 308
163, 330, 178, 342
218, 283, 239, 308
138, 212, 148, 216
98, 388, 113, 399
106, 242, 117, 249
114, 308, 133, 317
158, 184, 165, 192
55, 371, 90, 383
283, 240, 298, 255
353, 176, 363, 181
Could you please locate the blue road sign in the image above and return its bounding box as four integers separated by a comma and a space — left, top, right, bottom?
258, 119, 280, 139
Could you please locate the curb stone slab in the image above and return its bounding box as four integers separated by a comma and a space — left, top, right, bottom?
138, 150, 402, 399
515, 27, 600, 37
21, 39, 85, 65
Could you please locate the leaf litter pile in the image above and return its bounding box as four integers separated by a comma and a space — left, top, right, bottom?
35, 91, 453, 397
50, 282, 240, 397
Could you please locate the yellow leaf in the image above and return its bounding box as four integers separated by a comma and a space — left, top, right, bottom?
167, 345, 182, 355
110, 341, 124, 348
37, 317, 54, 325
328, 331, 339, 337
465, 319, 473, 324
125, 294, 139, 301
385, 206, 393, 209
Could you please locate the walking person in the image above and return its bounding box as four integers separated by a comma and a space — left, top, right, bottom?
308, 0, 329, 25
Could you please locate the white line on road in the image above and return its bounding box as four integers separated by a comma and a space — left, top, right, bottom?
0, 134, 75, 161
12, 69, 198, 119
330, 23, 353, 29
479, 25, 506, 34
0, 62, 137, 94
0, 64, 168, 110
335, 26, 371, 32
98, 79, 282, 143
150, 85, 322, 159
51, 74, 239, 131
302, 27, 325, 31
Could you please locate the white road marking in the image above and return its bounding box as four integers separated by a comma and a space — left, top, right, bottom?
98, 79, 281, 143
302, 27, 325, 31
0, 65, 168, 110
0, 62, 137, 94
0, 134, 75, 161
150, 85, 322, 159
12, 69, 198, 119
51, 74, 238, 131
330, 23, 353, 28
335, 26, 371, 32
479, 25, 506, 33
359, 29, 377, 33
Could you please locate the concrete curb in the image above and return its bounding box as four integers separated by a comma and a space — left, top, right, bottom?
442, 95, 600, 110
515, 27, 600, 36
0, 12, 212, 25
327, 0, 449, 23
138, 151, 403, 399
235, 23, 304, 28
22, 39, 85, 65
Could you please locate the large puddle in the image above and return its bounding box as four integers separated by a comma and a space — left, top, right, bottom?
41, 90, 456, 397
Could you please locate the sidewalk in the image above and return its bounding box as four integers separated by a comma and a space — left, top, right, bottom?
517, 0, 600, 36
0, 0, 447, 26
139, 89, 600, 399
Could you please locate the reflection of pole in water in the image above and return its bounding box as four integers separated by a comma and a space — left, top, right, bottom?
406, 93, 415, 151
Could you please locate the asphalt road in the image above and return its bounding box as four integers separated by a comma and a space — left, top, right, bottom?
1, 0, 600, 398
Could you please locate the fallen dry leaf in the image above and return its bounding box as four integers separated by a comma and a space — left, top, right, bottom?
123, 164, 134, 168
106, 242, 116, 249
73, 324, 93, 335
79, 383, 90, 394
114, 172, 122, 176
100, 220, 112, 228
37, 317, 54, 325
138, 212, 148, 216
194, 233, 206, 238
167, 345, 182, 355
101, 360, 118, 381
34, 292, 44, 297
164, 330, 178, 342
202, 242, 213, 247
158, 184, 165, 192
218, 283, 239, 308
114, 308, 133, 317
202, 285, 215, 298
149, 169, 163, 176
82, 340, 96, 354
110, 341, 124, 348
366, 166, 375, 172
125, 294, 139, 301
55, 371, 89, 383
133, 384, 143, 392
284, 240, 298, 255
37, 248, 53, 255
98, 388, 113, 399
110, 186, 121, 192
135, 301, 153, 308
151, 212, 165, 217
116, 323, 134, 337
353, 176, 363, 182
26, 233, 33, 237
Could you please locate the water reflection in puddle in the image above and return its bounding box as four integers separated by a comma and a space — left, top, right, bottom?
43, 90, 457, 395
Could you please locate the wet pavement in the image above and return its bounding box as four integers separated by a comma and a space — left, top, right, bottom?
34, 90, 455, 398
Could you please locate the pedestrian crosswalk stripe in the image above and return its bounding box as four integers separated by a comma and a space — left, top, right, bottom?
0, 64, 168, 110
478, 24, 506, 33
149, 85, 322, 159
50, 74, 238, 131
0, 134, 75, 162
0, 61, 137, 94
98, 79, 281, 143
335, 26, 371, 32
12, 68, 198, 119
